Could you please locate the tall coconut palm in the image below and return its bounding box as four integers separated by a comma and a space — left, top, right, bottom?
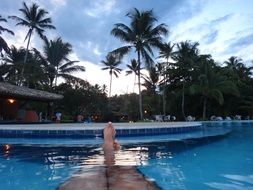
0, 15, 14, 57
101, 53, 122, 97
240, 96, 253, 115
190, 59, 239, 120
172, 41, 199, 120
142, 66, 161, 116
158, 42, 174, 115
224, 56, 253, 84
4, 45, 46, 87
126, 59, 142, 92
3, 46, 26, 85
37, 37, 85, 88
9, 2, 55, 64
142, 66, 160, 95
224, 56, 243, 69
111, 8, 168, 119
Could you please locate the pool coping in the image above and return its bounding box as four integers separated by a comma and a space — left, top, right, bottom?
0, 122, 201, 138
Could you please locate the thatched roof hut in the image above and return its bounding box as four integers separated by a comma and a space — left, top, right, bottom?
0, 82, 63, 101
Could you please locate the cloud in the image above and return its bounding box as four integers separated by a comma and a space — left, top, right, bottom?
50, 0, 66, 7
202, 30, 218, 44
210, 14, 233, 25
75, 60, 141, 95
172, 13, 233, 45
229, 33, 253, 47
222, 32, 253, 55
84, 0, 117, 17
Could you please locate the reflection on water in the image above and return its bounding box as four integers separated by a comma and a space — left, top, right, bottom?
223, 174, 253, 185
0, 144, 151, 190
81, 146, 149, 166
206, 174, 253, 190
0, 132, 229, 190
0, 144, 150, 167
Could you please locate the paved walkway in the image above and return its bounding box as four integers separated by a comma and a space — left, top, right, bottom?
0, 122, 200, 130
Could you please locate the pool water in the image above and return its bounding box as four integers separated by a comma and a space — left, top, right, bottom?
0, 122, 252, 190
138, 124, 253, 189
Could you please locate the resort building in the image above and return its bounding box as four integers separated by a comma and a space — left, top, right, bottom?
0, 82, 63, 122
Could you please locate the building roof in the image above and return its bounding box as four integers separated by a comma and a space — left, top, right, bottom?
0, 82, 63, 102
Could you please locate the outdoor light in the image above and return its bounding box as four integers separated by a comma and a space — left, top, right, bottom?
3, 144, 11, 151
8, 99, 15, 104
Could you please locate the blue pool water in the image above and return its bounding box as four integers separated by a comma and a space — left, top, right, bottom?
0, 122, 252, 190
138, 124, 253, 189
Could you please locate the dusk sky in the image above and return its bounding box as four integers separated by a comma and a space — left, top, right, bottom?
1, 0, 253, 95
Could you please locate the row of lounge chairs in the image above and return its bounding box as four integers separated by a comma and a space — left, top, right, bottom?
154, 115, 196, 122
153, 114, 252, 122
154, 115, 176, 122
210, 115, 252, 121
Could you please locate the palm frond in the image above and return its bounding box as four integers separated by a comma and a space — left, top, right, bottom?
110, 45, 132, 59
208, 89, 224, 105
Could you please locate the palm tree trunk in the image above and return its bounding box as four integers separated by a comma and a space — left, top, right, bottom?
162, 59, 168, 115
163, 77, 166, 115
21, 30, 32, 85
50, 80, 53, 89
24, 30, 32, 64
182, 78, 186, 120
109, 73, 112, 97
55, 75, 58, 87
55, 65, 59, 87
203, 96, 207, 120
133, 74, 136, 93
137, 51, 143, 120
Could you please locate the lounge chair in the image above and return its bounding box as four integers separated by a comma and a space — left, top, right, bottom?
155, 115, 163, 122
163, 115, 170, 122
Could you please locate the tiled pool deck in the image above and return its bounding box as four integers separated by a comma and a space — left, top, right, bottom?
0, 122, 201, 138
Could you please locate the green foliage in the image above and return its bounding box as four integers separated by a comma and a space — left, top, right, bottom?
110, 93, 139, 121
0, 15, 14, 56
55, 79, 109, 121
39, 37, 85, 88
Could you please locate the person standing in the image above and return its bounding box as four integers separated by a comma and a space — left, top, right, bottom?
55, 112, 62, 123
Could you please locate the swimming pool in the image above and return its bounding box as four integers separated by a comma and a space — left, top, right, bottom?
0, 122, 252, 190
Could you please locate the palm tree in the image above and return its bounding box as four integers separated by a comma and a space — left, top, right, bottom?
37, 37, 85, 88
142, 66, 160, 95
224, 56, 253, 84
9, 2, 55, 64
142, 66, 162, 117
3, 46, 26, 85
224, 56, 243, 68
111, 8, 168, 119
3, 45, 46, 87
240, 96, 253, 115
101, 53, 122, 97
0, 15, 14, 57
126, 59, 142, 92
190, 59, 239, 120
158, 42, 174, 115
172, 41, 199, 120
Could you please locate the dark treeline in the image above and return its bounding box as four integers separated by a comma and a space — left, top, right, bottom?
1, 3, 253, 121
